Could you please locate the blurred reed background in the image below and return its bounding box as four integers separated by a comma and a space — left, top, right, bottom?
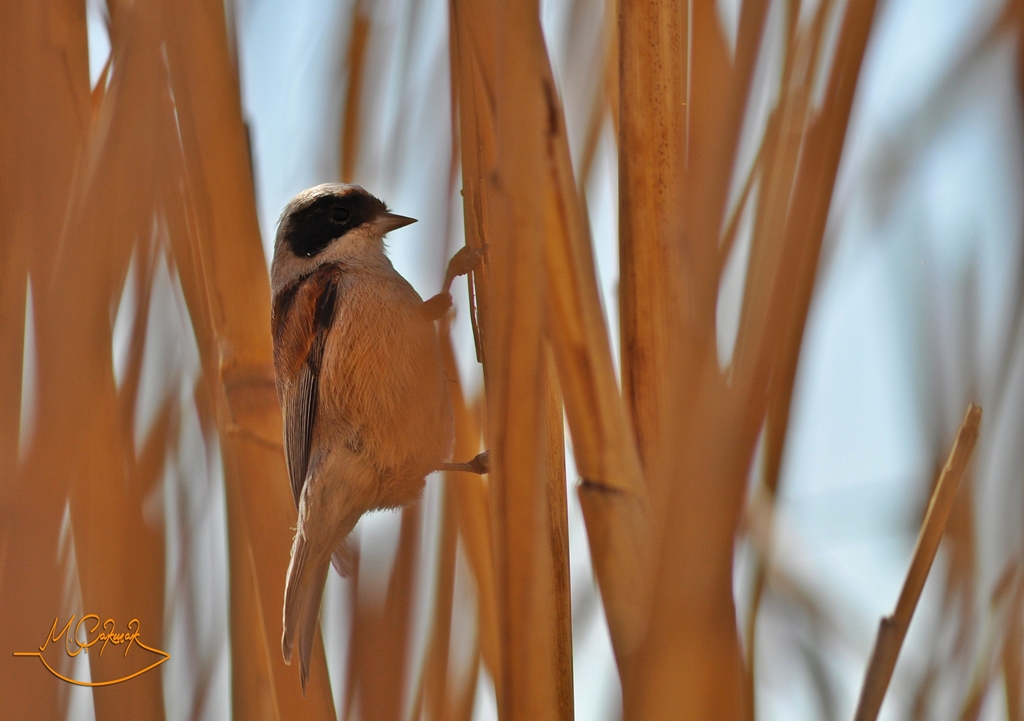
1, 0, 1023, 720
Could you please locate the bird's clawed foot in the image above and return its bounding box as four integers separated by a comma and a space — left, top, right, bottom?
443, 243, 488, 293
423, 245, 488, 321
421, 291, 453, 320
438, 450, 490, 475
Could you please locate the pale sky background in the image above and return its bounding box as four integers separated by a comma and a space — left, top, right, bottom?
74, 0, 1024, 719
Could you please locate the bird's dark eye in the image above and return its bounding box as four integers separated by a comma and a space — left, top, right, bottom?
331, 207, 350, 223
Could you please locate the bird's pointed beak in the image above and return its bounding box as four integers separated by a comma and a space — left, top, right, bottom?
374, 212, 417, 235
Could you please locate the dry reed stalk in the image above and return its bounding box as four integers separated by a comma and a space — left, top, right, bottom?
1005, 15, 1024, 720
453, 0, 663, 708
625, 0, 882, 716
351, 505, 422, 721
449, 0, 575, 719
657, 0, 769, 590
340, 2, 371, 184
575, 0, 616, 196
420, 322, 488, 720
340, 552, 363, 721
485, 42, 562, 718
166, 196, 285, 721
452, 651, 481, 721
160, 0, 336, 715
737, 0, 881, 400
418, 468, 461, 721
448, 0, 496, 368
454, 0, 658, 693
853, 404, 982, 721
0, 2, 90, 719
682, 0, 764, 312
627, 360, 755, 721
449, 436, 502, 697
20, 3, 182, 716
612, 8, 766, 713
501, 0, 658, 682
740, 1, 832, 704
728, 1, 881, 712
615, 0, 743, 716
617, 0, 689, 522
1004, 571, 1024, 721
543, 346, 574, 721
958, 570, 1017, 721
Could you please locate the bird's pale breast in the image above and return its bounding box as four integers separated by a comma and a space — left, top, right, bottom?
316, 265, 454, 505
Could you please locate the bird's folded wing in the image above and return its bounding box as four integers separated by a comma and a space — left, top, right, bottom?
271, 265, 342, 509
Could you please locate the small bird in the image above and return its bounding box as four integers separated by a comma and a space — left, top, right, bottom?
270, 183, 486, 693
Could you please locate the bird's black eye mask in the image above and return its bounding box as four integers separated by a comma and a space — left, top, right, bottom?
282, 190, 388, 258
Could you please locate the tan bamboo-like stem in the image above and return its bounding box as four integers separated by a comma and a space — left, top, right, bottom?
341, 553, 362, 721
161, 0, 336, 715
438, 322, 495, 712
549, 116, 655, 665
617, 0, 689, 518
740, 4, 832, 711
1003, 565, 1024, 721
958, 560, 1021, 721
166, 191, 286, 721
526, 0, 655, 674
340, 2, 370, 184
615, 1, 740, 716
727, 4, 881, 713
543, 344, 574, 721
0, 2, 90, 718
450, 439, 502, 697
447, 0, 503, 684
358, 505, 422, 721
449, 0, 496, 368
853, 404, 982, 721
626, 0, 883, 716
419, 456, 463, 721
485, 0, 561, 706
27, 4, 173, 717
450, 0, 576, 718
460, 1, 579, 718
452, 0, 657, 686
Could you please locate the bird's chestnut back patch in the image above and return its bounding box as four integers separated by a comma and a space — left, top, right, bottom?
281, 188, 388, 258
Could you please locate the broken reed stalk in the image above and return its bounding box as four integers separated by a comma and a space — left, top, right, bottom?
853, 403, 982, 721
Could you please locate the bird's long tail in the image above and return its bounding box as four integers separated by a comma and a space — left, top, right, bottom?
282, 530, 329, 696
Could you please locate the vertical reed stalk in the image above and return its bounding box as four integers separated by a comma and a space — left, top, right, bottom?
0, 2, 89, 719
163, 0, 336, 714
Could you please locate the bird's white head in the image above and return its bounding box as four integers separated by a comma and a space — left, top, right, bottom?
270, 183, 416, 297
